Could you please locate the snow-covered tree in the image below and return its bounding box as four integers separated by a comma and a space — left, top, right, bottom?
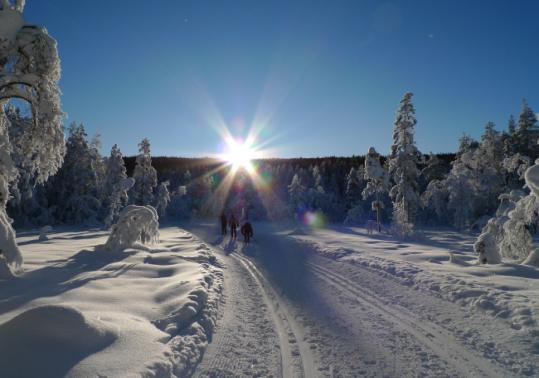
420, 153, 446, 184
388, 92, 421, 237
0, 2, 64, 277
343, 167, 366, 224
444, 141, 477, 229
53, 123, 100, 224
345, 167, 364, 207
515, 99, 539, 158
182, 169, 192, 186
499, 158, 539, 262
421, 179, 448, 224
503, 153, 530, 188
155, 181, 171, 217
362, 147, 388, 231
474, 122, 505, 215
5, 107, 37, 227
288, 173, 306, 218
131, 138, 157, 206
103, 144, 128, 227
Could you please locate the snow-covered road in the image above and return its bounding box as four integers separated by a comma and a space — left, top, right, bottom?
188, 223, 520, 377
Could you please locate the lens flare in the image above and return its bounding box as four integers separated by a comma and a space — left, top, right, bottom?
221, 137, 257, 173
302, 210, 327, 228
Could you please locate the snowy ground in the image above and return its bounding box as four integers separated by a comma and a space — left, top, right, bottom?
0, 227, 223, 377
188, 222, 539, 377
1, 222, 538, 377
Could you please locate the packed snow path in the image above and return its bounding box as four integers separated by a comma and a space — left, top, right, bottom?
189, 223, 528, 377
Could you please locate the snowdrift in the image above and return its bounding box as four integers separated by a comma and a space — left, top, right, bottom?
287, 225, 539, 373
0, 305, 115, 377
0, 227, 223, 377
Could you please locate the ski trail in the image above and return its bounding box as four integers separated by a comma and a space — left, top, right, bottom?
194, 238, 309, 377
307, 262, 506, 378
194, 245, 281, 377
233, 252, 316, 377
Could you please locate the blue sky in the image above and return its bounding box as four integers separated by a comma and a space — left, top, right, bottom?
23, 0, 539, 157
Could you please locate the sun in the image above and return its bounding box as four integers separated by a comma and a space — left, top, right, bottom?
221, 137, 257, 173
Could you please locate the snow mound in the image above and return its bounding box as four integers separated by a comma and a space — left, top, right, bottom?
1, 227, 223, 377
0, 305, 115, 377
103, 205, 159, 251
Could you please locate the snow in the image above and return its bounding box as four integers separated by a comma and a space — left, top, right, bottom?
0, 8, 24, 42
187, 221, 538, 376
0, 226, 223, 377
103, 205, 159, 251
38, 225, 52, 241
298, 228, 539, 332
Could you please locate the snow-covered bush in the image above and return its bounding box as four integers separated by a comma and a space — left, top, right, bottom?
103, 205, 159, 251
474, 219, 502, 264
38, 225, 52, 241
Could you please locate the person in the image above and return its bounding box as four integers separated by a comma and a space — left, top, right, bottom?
241, 222, 253, 244
229, 214, 238, 239
220, 211, 228, 236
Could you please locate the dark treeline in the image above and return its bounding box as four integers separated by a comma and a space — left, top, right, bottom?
125, 154, 455, 182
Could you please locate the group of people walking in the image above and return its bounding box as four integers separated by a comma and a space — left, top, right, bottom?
220, 211, 253, 244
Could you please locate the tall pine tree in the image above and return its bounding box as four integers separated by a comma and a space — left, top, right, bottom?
131, 138, 157, 206
388, 92, 421, 237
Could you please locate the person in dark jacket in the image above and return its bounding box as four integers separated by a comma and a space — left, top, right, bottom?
229, 214, 238, 239
241, 222, 253, 244
220, 211, 228, 236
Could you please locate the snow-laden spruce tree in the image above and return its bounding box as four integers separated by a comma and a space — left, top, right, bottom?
131, 138, 157, 206
388, 92, 421, 237
445, 142, 477, 229
343, 167, 366, 224
473, 122, 505, 215
362, 147, 388, 231
515, 99, 539, 158
0, 1, 64, 277
288, 173, 306, 218
52, 123, 100, 224
5, 107, 37, 227
420, 153, 446, 184
103, 144, 128, 227
345, 167, 364, 206
155, 181, 171, 218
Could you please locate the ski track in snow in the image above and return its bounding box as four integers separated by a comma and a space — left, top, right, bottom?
190, 223, 530, 377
